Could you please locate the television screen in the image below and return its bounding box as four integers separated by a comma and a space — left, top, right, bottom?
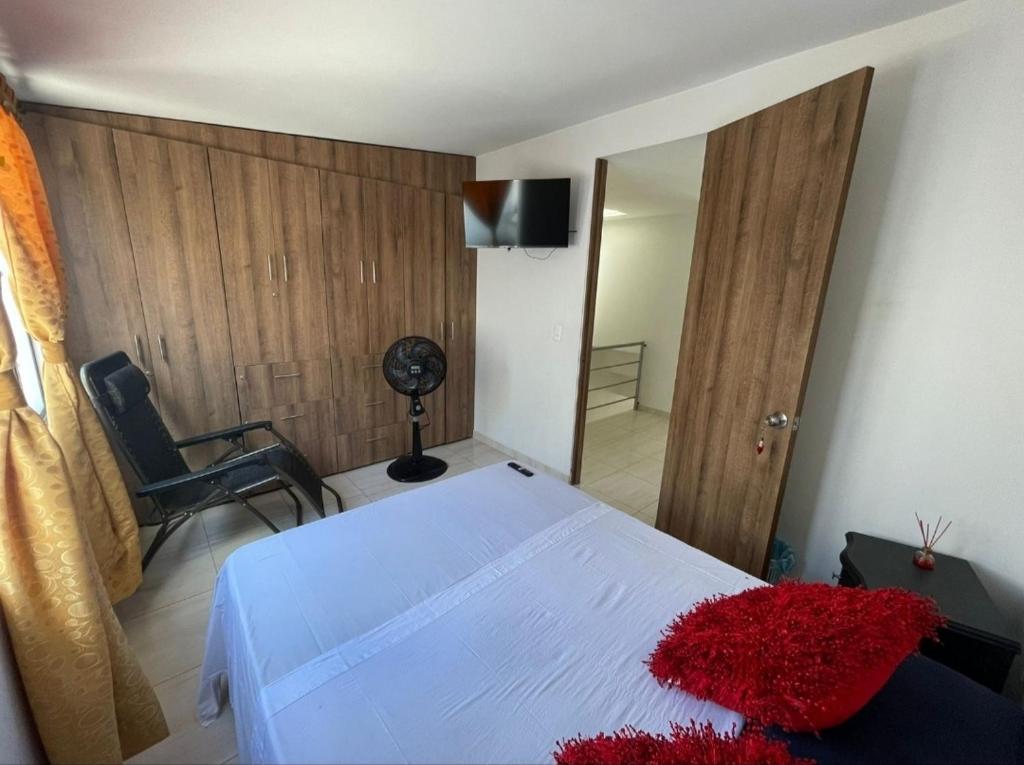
463, 178, 570, 248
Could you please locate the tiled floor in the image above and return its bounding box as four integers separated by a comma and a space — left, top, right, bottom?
120, 436, 516, 764
578, 409, 669, 526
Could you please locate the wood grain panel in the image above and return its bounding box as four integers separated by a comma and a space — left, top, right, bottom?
23, 115, 154, 378
321, 171, 370, 357
269, 160, 330, 361
236, 358, 333, 411
336, 422, 407, 472
246, 398, 337, 477
657, 68, 873, 577
113, 130, 240, 464
363, 179, 407, 354
210, 150, 329, 364
444, 194, 477, 441
400, 185, 447, 446
209, 148, 285, 364
25, 102, 473, 193
333, 354, 403, 434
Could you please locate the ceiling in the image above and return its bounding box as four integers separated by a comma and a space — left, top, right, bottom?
0, 0, 958, 155
605, 135, 707, 220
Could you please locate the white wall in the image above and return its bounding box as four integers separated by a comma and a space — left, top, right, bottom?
593, 214, 695, 413
476, 0, 1024, 677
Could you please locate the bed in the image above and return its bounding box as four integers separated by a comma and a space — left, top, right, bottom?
198, 463, 760, 764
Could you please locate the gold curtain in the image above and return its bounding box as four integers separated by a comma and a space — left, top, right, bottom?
0, 292, 168, 762
0, 106, 142, 603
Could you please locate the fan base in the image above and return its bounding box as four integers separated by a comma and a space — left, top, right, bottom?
387, 454, 448, 483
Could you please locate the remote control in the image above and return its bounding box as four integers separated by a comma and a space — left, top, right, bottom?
507, 461, 534, 477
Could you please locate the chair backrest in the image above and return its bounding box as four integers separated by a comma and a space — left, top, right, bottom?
80, 352, 190, 486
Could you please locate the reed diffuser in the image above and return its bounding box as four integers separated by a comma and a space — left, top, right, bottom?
913, 513, 951, 570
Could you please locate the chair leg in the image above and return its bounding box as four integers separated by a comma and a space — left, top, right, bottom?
224, 488, 281, 534
142, 522, 169, 570
141, 514, 194, 570
322, 482, 344, 515
283, 486, 304, 525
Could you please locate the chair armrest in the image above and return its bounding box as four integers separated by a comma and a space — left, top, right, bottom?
174, 421, 272, 449
137, 445, 281, 497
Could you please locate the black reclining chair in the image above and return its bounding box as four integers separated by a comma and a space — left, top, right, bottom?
81, 352, 343, 569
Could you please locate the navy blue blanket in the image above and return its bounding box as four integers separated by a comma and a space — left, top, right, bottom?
768, 655, 1024, 765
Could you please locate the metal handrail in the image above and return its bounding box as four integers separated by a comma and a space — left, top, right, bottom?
587, 341, 645, 411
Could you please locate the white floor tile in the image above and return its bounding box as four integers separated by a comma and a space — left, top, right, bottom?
122, 591, 212, 685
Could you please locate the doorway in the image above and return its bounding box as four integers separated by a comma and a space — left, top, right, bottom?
573, 136, 706, 525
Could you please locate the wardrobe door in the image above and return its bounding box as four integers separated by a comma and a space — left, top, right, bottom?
401, 185, 447, 447
321, 170, 370, 357
113, 131, 240, 465
24, 115, 155, 384
209, 148, 285, 365
444, 194, 476, 442
268, 160, 330, 362
362, 179, 407, 354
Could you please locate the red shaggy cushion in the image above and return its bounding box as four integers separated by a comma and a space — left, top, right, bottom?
554, 721, 813, 765
647, 581, 943, 732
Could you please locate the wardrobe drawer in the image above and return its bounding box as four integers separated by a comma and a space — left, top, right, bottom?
336, 422, 408, 472
245, 398, 338, 477
333, 354, 404, 432
236, 358, 332, 411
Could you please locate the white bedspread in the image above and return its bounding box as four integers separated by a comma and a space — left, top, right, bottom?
198, 464, 759, 764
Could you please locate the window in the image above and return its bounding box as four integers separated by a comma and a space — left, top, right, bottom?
0, 259, 45, 415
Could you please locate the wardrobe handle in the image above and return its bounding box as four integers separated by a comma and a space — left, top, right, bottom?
439, 321, 444, 339
280, 412, 305, 421
134, 335, 152, 377
359, 260, 365, 284
361, 363, 383, 370
267, 252, 274, 282
273, 372, 302, 379
366, 435, 387, 443
283, 253, 290, 283
371, 261, 377, 284
449, 320, 455, 340
158, 334, 168, 363
365, 400, 384, 407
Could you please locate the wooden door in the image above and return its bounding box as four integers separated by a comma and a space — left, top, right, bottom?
24, 116, 155, 383
321, 170, 370, 357
362, 179, 406, 354
269, 160, 330, 361
444, 194, 477, 442
657, 68, 873, 577
209, 149, 329, 364
114, 131, 240, 464
401, 185, 447, 446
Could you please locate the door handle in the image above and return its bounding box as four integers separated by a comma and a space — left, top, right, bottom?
134, 334, 153, 377
359, 260, 365, 284
449, 320, 454, 340
365, 400, 384, 407
283, 252, 290, 283
764, 411, 789, 429
280, 412, 305, 421
267, 252, 274, 282
158, 334, 168, 363
371, 260, 378, 284
273, 372, 302, 379
366, 435, 387, 443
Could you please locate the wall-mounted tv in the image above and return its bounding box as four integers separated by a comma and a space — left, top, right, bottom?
463, 178, 570, 248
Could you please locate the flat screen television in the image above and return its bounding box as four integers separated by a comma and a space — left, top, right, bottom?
463, 178, 570, 248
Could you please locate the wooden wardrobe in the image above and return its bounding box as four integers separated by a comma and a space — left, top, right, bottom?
25, 104, 476, 478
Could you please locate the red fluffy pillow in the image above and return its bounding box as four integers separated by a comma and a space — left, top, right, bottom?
647, 581, 943, 732
554, 721, 812, 765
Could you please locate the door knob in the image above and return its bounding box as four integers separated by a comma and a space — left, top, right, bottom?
764, 411, 789, 429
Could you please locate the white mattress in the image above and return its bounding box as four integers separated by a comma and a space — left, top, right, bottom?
198, 464, 759, 764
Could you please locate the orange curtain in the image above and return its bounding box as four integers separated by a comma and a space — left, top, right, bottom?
0, 106, 142, 603
0, 286, 168, 762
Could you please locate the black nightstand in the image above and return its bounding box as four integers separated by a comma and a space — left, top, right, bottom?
839, 531, 1020, 693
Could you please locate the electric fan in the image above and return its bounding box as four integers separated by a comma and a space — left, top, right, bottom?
382, 336, 448, 482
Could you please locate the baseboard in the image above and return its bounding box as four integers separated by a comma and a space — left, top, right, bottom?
637, 404, 670, 417
473, 431, 570, 483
